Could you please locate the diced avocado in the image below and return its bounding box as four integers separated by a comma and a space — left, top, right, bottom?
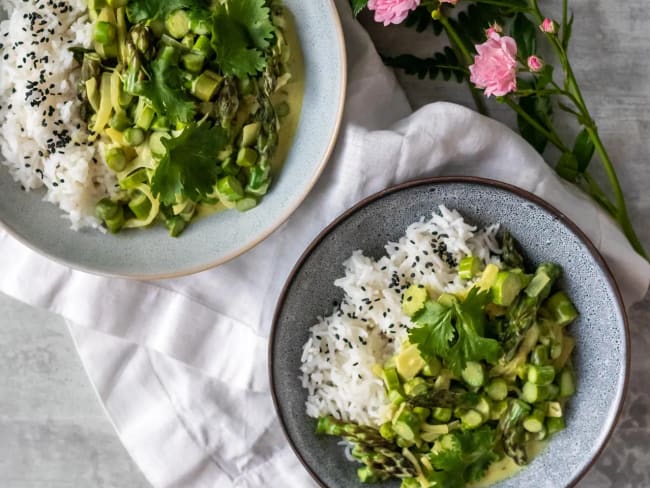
241, 122, 262, 147
191, 71, 223, 102
395, 344, 426, 381
458, 255, 481, 280
166, 9, 191, 39
491, 271, 524, 306
401, 284, 428, 317
236, 147, 258, 167
478, 263, 500, 290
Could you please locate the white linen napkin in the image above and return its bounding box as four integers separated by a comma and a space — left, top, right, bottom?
1, 1, 649, 487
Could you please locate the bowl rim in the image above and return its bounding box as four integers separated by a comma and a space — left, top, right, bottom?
0, 0, 348, 281
269, 175, 631, 488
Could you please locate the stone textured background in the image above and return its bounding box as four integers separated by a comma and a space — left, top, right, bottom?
1, 1, 649, 486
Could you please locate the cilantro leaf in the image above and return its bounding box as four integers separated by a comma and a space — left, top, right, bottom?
427, 427, 499, 486
126, 0, 209, 23
227, 0, 275, 49
135, 56, 196, 125
409, 288, 502, 375
447, 289, 502, 374
151, 124, 228, 205
409, 301, 455, 359
457, 427, 500, 483
211, 0, 275, 77
211, 15, 267, 78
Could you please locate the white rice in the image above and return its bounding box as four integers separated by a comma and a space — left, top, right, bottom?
300, 206, 502, 427
0, 0, 115, 230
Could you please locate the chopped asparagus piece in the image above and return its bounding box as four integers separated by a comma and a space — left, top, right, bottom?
166, 9, 191, 39
458, 255, 481, 280
461, 361, 485, 388
486, 378, 508, 401
401, 285, 428, 317
527, 364, 556, 386
522, 409, 546, 433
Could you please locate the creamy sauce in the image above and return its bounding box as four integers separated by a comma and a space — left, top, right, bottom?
471, 441, 547, 487
196, 9, 305, 219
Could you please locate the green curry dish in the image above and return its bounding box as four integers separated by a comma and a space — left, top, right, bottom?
316, 233, 578, 487
74, 0, 294, 236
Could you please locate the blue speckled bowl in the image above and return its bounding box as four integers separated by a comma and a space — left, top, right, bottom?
270, 177, 629, 488
0, 1, 346, 279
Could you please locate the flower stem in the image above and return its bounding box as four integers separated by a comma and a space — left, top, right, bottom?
530, 0, 647, 258
501, 97, 570, 153
438, 16, 473, 65
438, 15, 488, 116
586, 126, 648, 258
473, 0, 531, 11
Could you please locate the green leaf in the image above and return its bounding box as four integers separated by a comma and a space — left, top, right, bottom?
211, 0, 275, 77
511, 13, 537, 59
409, 301, 456, 359
562, 12, 574, 50
457, 427, 500, 482
350, 0, 368, 16
151, 124, 229, 205
126, 0, 209, 23
382, 47, 466, 83
536, 64, 554, 88
572, 129, 595, 173
517, 93, 552, 154
226, 0, 275, 50
556, 152, 580, 182
447, 288, 502, 374
135, 56, 196, 124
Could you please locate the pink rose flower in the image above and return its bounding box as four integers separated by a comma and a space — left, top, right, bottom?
469, 33, 518, 97
540, 18, 556, 34
367, 0, 421, 26
527, 55, 544, 72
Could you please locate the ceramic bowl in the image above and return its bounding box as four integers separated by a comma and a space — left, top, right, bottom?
270, 177, 629, 488
0, 0, 346, 279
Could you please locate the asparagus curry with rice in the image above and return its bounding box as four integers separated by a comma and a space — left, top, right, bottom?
300, 208, 578, 487
0, 0, 303, 236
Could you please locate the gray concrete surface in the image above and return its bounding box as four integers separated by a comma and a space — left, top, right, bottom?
1, 1, 650, 487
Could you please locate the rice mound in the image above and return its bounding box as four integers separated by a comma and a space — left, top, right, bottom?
0, 0, 115, 230
300, 206, 502, 427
